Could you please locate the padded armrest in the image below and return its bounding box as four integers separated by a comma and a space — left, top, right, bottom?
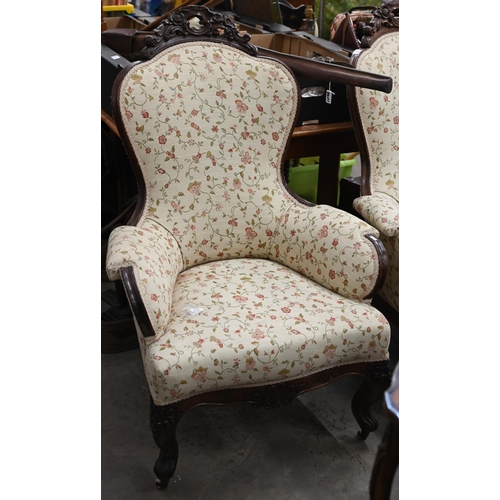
270, 205, 384, 300
106, 222, 183, 337
353, 193, 399, 237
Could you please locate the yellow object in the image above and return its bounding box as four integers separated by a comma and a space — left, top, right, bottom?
103, 3, 134, 14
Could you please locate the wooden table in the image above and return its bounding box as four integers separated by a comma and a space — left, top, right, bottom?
101, 110, 357, 207
284, 121, 358, 206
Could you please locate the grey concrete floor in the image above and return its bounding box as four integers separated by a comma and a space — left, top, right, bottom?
101, 312, 399, 499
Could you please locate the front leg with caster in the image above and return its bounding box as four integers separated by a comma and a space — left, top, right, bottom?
150, 399, 181, 490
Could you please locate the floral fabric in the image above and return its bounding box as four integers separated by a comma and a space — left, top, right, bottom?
141, 258, 390, 406
354, 32, 399, 201
353, 32, 399, 311
353, 193, 399, 237
106, 222, 183, 334
106, 41, 391, 405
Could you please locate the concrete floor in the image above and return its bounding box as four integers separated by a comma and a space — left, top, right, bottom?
101, 311, 399, 499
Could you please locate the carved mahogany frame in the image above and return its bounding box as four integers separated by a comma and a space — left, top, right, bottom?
150, 360, 391, 489
109, 6, 393, 490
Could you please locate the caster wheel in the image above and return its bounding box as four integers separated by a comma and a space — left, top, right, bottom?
155, 478, 169, 490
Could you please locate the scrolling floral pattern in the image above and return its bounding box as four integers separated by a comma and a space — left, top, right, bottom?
352, 31, 399, 311
107, 41, 391, 405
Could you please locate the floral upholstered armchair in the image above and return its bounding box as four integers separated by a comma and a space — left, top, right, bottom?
347, 3, 399, 315
105, 6, 394, 490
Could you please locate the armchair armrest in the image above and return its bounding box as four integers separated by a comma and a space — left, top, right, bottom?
270, 205, 387, 300
353, 193, 399, 237
106, 222, 183, 338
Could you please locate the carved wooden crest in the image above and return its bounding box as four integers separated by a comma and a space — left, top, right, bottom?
139, 5, 258, 61
360, 0, 399, 48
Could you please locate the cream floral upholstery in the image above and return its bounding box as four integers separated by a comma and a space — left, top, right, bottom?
350, 31, 399, 312
106, 39, 391, 406
103, 6, 395, 489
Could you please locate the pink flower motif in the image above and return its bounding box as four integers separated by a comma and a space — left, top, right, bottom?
241, 152, 252, 165
272, 132, 279, 141
145, 147, 151, 154
228, 218, 238, 227
245, 227, 257, 240
167, 54, 182, 65
125, 109, 133, 121
233, 295, 248, 304
188, 181, 201, 196
266, 229, 273, 237
318, 225, 329, 238
393, 116, 399, 124
369, 97, 379, 108
256, 104, 264, 112
329, 270, 336, 280
235, 99, 249, 113
252, 329, 265, 340
323, 344, 337, 359
233, 179, 242, 189
245, 358, 256, 370
191, 367, 208, 383
281, 307, 291, 313
158, 135, 167, 144
150, 293, 158, 302
141, 110, 149, 118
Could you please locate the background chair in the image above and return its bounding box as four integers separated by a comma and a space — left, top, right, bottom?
347, 1, 399, 320
105, 6, 394, 490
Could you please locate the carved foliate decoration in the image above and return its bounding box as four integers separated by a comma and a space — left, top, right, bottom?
366, 359, 392, 384
150, 398, 181, 439
360, 0, 399, 48
248, 380, 310, 409
139, 6, 258, 61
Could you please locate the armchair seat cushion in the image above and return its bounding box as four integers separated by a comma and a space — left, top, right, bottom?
142, 258, 390, 406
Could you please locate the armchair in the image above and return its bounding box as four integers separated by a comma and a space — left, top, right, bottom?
347, 1, 399, 315
105, 6, 394, 490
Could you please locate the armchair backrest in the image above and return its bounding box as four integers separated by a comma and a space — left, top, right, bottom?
348, 28, 399, 201
112, 9, 301, 271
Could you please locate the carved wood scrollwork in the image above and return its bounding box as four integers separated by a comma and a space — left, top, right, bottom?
247, 380, 311, 409
150, 398, 181, 439
366, 359, 392, 384
360, 0, 399, 48
140, 5, 258, 61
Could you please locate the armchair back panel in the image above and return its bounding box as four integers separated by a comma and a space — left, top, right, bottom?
115, 41, 299, 270
352, 32, 399, 201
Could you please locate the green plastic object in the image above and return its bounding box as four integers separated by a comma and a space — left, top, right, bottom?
287, 154, 356, 205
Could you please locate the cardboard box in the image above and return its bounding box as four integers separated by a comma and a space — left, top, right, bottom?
104, 14, 149, 30
250, 33, 352, 125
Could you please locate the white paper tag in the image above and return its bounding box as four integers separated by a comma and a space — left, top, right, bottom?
325, 82, 335, 104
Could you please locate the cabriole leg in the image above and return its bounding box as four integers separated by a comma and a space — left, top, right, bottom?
351, 360, 391, 440
150, 399, 182, 490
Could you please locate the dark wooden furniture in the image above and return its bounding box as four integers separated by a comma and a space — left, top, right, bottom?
104, 6, 394, 491
370, 363, 399, 500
